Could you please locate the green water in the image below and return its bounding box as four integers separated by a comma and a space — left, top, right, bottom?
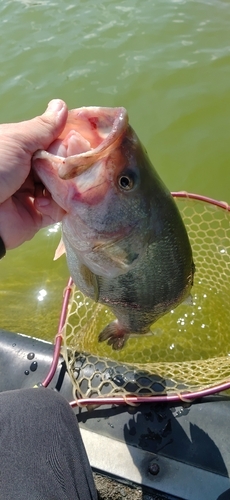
0, 0, 230, 354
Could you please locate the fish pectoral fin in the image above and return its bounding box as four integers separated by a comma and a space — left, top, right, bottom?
92, 239, 139, 270
79, 264, 100, 302
92, 274, 100, 302
98, 320, 129, 350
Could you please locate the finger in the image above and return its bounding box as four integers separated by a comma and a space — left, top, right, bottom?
35, 196, 66, 225
23, 99, 69, 154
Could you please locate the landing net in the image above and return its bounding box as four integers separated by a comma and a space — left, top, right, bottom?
59, 193, 230, 402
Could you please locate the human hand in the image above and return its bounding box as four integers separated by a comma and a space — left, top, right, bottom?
0, 99, 68, 250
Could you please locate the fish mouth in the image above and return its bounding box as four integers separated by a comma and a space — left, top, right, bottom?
33, 106, 128, 181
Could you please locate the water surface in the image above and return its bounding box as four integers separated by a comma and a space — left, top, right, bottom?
0, 0, 229, 353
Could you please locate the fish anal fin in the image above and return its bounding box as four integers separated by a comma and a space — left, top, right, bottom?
182, 293, 193, 306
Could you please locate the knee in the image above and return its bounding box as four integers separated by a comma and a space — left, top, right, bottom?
0, 387, 72, 421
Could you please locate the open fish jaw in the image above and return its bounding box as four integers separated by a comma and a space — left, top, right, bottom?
33, 107, 128, 180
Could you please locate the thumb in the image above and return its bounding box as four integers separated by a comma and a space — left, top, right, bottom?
26, 99, 68, 153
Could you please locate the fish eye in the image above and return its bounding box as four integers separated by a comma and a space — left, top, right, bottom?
118, 171, 136, 191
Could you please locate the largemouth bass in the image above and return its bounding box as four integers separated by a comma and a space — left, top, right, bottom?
33, 106, 195, 349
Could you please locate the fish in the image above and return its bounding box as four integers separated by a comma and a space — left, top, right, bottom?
33, 106, 195, 350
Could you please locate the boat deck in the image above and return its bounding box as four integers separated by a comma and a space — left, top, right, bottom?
1, 329, 230, 500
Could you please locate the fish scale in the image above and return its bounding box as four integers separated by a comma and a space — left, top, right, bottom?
33, 106, 194, 350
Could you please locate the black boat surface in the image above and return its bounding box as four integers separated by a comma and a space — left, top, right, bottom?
0, 329, 230, 500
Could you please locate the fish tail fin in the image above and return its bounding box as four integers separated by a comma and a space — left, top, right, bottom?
98, 320, 129, 350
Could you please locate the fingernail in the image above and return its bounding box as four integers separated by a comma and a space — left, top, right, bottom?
46, 99, 64, 113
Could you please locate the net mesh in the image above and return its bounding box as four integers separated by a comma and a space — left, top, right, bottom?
61, 195, 230, 399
